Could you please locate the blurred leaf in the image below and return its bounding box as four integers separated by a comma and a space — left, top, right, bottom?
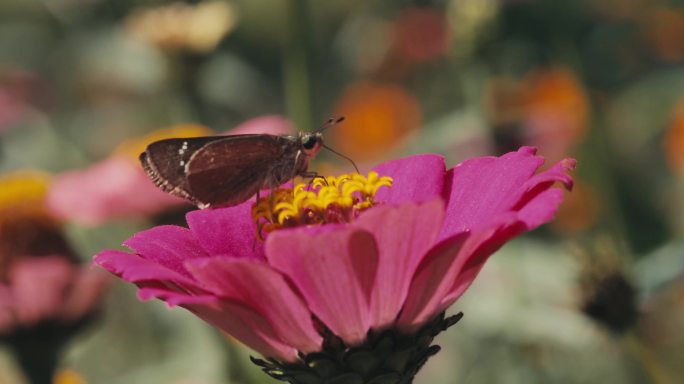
634, 239, 684, 298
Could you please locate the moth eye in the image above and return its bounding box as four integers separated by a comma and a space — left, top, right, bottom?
302, 136, 317, 150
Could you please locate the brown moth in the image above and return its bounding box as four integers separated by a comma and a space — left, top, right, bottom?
139, 118, 353, 208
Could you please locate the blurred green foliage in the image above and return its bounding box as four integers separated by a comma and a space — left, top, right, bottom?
1, 0, 684, 383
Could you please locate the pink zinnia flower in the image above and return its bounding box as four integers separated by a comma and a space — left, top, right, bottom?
95, 147, 574, 382
0, 171, 109, 384
47, 116, 294, 226
0, 172, 110, 334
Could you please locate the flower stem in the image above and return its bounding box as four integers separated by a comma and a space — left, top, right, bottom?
14, 343, 60, 384
622, 331, 673, 384
179, 52, 209, 125
283, 0, 314, 133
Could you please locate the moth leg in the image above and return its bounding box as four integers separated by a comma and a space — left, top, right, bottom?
267, 178, 277, 223
252, 190, 262, 251
300, 171, 327, 189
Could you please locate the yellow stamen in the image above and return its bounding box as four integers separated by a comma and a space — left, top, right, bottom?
113, 124, 213, 160
252, 172, 392, 240
0, 171, 52, 219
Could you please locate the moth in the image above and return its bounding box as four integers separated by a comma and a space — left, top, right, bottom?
139, 118, 354, 208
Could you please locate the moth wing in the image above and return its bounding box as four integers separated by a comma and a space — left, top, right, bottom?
186, 135, 290, 207
140, 136, 225, 203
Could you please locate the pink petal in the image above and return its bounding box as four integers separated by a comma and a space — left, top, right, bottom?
440, 147, 543, 236
518, 158, 575, 199
354, 200, 445, 329
372, 154, 446, 204
94, 249, 201, 293
396, 233, 468, 333
396, 213, 520, 332
47, 156, 185, 226
399, 187, 571, 331
438, 218, 525, 310
185, 258, 322, 353
267, 226, 378, 345
228, 115, 295, 136
186, 202, 264, 260
123, 225, 209, 278
136, 287, 216, 305
185, 298, 299, 362
441, 188, 570, 309
97, 251, 297, 360
440, 147, 574, 241
98, 248, 299, 360
516, 187, 567, 229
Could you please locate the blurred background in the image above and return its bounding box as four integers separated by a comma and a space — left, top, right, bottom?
0, 0, 683, 383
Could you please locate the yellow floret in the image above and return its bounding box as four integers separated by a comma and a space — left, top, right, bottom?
251, 172, 393, 239
0, 171, 51, 216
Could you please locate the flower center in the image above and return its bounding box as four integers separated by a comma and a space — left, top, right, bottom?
0, 171, 71, 277
251, 172, 392, 240
0, 171, 52, 221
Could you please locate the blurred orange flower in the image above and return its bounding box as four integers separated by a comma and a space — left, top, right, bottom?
551, 181, 600, 234
393, 7, 451, 65
523, 68, 589, 146
664, 97, 684, 175
333, 82, 421, 161
54, 369, 87, 384
487, 68, 589, 162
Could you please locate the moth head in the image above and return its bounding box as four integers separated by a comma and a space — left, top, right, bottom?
300, 132, 324, 157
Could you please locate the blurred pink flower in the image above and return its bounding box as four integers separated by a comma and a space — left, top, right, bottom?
0, 170, 109, 383
0, 69, 50, 133
47, 116, 294, 226
47, 157, 183, 226
228, 115, 293, 136
0, 256, 108, 334
95, 147, 575, 367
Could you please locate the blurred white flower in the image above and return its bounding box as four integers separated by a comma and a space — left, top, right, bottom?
124, 1, 238, 53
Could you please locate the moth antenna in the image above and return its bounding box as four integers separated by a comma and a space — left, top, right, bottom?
315, 116, 345, 133
322, 144, 360, 174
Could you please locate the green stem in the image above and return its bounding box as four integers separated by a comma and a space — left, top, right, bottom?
178, 52, 209, 125
622, 331, 673, 384
559, 38, 633, 249
283, 0, 314, 132
14, 343, 60, 384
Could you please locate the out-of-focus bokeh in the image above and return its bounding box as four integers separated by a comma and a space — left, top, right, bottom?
0, 0, 682, 383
